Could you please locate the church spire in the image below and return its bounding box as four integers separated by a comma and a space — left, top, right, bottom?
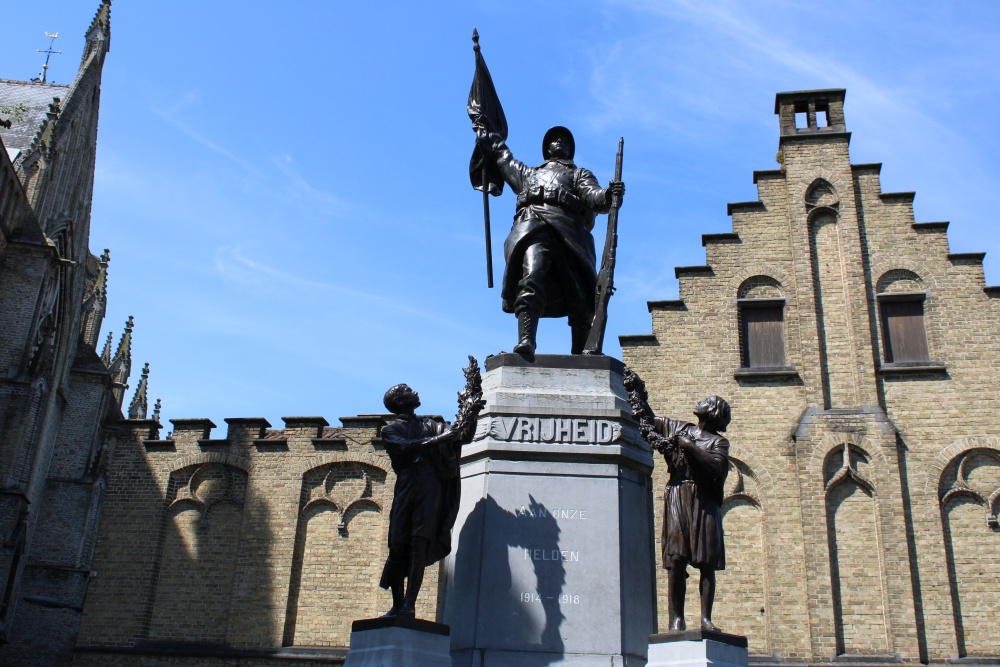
83, 0, 112, 67
127, 362, 149, 419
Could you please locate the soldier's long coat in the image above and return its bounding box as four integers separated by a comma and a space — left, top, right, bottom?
486, 137, 612, 318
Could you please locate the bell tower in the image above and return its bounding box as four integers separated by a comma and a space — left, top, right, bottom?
775, 88, 847, 136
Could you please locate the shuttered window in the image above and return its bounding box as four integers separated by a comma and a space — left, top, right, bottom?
880, 296, 929, 363
740, 300, 786, 368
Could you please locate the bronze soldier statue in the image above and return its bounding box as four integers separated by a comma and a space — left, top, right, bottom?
473, 123, 625, 357
624, 369, 732, 632
379, 360, 483, 618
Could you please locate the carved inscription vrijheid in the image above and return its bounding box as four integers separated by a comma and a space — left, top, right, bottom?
488, 416, 621, 444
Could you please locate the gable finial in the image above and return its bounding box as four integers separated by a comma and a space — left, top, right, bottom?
100, 331, 114, 365
127, 362, 149, 419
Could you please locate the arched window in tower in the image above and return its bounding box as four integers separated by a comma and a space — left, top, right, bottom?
737, 276, 787, 368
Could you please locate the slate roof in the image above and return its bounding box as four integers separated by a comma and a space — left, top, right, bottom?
0, 79, 70, 155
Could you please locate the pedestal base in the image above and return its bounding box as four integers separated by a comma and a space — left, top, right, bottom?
442, 354, 657, 667
647, 630, 748, 667
343, 617, 452, 667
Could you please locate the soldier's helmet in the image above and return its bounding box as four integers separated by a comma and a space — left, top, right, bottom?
542, 126, 575, 160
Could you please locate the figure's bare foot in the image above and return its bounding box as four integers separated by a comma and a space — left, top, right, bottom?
381, 606, 399, 618
701, 619, 720, 632
396, 605, 416, 618
670, 616, 686, 631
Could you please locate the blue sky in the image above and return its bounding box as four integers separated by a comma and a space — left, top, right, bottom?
4, 1, 999, 429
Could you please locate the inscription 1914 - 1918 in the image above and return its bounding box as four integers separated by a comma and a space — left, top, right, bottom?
521, 593, 581, 605
489, 416, 621, 444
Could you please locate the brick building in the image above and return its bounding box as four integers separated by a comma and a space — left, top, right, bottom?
621, 89, 1000, 664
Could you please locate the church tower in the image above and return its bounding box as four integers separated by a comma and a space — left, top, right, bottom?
0, 3, 144, 665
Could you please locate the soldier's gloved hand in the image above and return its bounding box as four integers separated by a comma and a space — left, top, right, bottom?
472, 119, 495, 144
607, 180, 625, 204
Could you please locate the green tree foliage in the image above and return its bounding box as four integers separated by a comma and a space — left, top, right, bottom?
0, 102, 29, 129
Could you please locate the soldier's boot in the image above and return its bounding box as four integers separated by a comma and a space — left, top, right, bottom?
570, 324, 590, 355
513, 311, 538, 359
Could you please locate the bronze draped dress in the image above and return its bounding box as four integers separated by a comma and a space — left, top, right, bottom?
653, 418, 730, 570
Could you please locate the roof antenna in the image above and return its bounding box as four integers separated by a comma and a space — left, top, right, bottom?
32, 32, 62, 84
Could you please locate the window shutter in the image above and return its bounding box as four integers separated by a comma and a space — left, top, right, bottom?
741, 305, 786, 368
881, 300, 929, 363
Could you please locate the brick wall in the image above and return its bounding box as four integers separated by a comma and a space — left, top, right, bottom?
75, 414, 440, 665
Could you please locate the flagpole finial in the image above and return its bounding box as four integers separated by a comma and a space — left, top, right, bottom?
472, 28, 480, 52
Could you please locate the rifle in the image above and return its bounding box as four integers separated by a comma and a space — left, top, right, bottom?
583, 137, 624, 355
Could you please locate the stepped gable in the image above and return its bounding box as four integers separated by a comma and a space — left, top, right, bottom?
625, 88, 995, 355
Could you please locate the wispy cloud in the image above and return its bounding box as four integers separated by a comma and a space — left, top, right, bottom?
590, 0, 968, 147
152, 96, 353, 218
213, 245, 481, 333
151, 95, 263, 177
271, 153, 351, 215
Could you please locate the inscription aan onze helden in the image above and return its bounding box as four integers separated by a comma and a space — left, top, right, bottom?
523, 548, 580, 562
488, 416, 621, 444
516, 505, 588, 520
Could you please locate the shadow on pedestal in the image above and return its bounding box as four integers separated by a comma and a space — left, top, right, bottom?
450, 494, 566, 664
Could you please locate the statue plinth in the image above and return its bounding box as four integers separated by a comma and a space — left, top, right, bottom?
343, 617, 452, 667
647, 630, 748, 667
442, 354, 657, 666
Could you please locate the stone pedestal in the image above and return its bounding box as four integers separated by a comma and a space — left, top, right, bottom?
342, 617, 452, 667
647, 631, 748, 667
441, 354, 657, 667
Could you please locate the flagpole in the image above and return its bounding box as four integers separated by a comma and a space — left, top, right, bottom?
483, 167, 494, 288
471, 28, 500, 289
